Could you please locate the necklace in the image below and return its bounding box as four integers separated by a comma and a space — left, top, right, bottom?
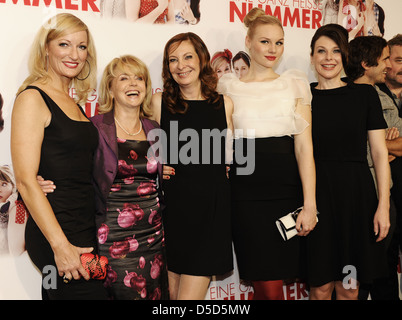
114, 117, 142, 136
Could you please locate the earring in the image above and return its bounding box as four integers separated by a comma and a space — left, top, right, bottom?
45, 55, 49, 72
76, 60, 91, 81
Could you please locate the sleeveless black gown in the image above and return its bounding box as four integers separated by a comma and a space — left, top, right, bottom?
24, 86, 107, 300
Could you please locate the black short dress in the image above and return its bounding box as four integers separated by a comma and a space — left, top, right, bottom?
306, 83, 389, 287
160, 94, 233, 276
24, 86, 107, 300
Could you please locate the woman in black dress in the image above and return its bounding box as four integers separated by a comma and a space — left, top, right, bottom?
151, 32, 234, 299
11, 13, 107, 299
307, 24, 390, 299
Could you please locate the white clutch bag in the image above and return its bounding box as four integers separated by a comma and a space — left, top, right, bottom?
276, 207, 319, 241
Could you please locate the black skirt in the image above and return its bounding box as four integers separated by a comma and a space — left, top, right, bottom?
231, 136, 304, 281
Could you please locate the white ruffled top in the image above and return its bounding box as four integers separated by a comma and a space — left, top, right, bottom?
217, 69, 311, 139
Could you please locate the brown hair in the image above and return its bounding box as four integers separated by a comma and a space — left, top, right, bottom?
310, 23, 349, 68
388, 34, 402, 54
346, 36, 387, 82
162, 32, 221, 114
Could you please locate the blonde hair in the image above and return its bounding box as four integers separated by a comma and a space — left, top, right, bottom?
17, 13, 97, 105
98, 55, 153, 118
211, 49, 233, 73
244, 7, 284, 39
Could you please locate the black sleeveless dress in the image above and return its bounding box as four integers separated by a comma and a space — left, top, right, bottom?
160, 95, 233, 276
24, 86, 107, 300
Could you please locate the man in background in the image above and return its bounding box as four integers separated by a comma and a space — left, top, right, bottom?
348, 35, 401, 300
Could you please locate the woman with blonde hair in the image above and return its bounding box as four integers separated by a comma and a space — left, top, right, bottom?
218, 8, 317, 299
38, 55, 169, 300
91, 55, 168, 300
11, 13, 107, 299
211, 49, 233, 79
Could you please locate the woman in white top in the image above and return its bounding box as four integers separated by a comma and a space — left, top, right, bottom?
218, 7, 317, 300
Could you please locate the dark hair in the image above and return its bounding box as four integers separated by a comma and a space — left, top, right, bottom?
377, 4, 385, 36
162, 32, 220, 114
190, 0, 201, 23
0, 94, 3, 132
232, 51, 250, 68
345, 36, 388, 82
388, 34, 402, 53
310, 23, 349, 68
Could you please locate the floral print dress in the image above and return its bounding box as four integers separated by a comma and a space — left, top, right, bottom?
98, 138, 168, 300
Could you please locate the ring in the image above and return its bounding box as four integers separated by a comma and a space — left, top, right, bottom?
63, 275, 71, 284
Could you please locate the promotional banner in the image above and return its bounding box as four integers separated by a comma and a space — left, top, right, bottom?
0, 0, 401, 300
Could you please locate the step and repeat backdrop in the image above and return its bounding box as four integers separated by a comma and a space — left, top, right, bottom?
0, 0, 401, 300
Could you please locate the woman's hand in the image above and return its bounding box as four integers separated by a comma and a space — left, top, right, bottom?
373, 206, 390, 242
36, 175, 56, 195
295, 206, 318, 236
180, 3, 196, 24
163, 165, 175, 180
53, 242, 94, 282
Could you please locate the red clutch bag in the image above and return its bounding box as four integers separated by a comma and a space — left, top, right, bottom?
80, 253, 108, 280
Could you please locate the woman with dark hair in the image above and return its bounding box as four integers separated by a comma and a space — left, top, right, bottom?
363, 0, 383, 36
232, 51, 250, 79
151, 32, 234, 299
307, 24, 390, 300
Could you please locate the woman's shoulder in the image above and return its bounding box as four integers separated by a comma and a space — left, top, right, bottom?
90, 113, 105, 125
346, 82, 379, 98
14, 85, 48, 113
280, 69, 309, 82
349, 82, 375, 91
217, 73, 239, 93
17, 85, 43, 100
90, 111, 115, 129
